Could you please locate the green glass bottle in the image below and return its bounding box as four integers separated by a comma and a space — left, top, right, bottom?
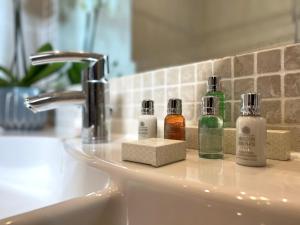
206, 76, 225, 120
199, 96, 223, 159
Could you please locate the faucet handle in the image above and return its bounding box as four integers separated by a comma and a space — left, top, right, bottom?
30, 51, 109, 80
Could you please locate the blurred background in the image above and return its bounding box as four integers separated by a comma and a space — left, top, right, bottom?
0, 0, 300, 132
0, 0, 299, 80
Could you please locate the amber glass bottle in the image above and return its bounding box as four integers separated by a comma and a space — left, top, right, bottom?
164, 98, 185, 140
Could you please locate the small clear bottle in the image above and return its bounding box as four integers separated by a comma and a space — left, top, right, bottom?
138, 100, 157, 140
206, 76, 225, 120
236, 93, 266, 167
164, 98, 185, 140
199, 96, 223, 159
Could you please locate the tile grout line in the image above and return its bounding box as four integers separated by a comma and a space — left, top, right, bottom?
280, 47, 285, 124
254, 52, 257, 92
231, 56, 235, 127
193, 64, 197, 123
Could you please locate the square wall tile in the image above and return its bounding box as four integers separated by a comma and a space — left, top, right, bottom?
153, 69, 165, 87
234, 78, 254, 100
143, 89, 153, 100
155, 104, 165, 120
142, 72, 153, 88
122, 76, 133, 91
261, 100, 282, 124
166, 67, 180, 85
195, 103, 201, 120
257, 49, 281, 74
220, 80, 232, 100
284, 99, 300, 123
153, 88, 165, 104
181, 64, 196, 83
196, 61, 212, 81
133, 74, 142, 90
183, 104, 195, 121
284, 72, 300, 97
166, 86, 179, 100
196, 82, 207, 102
123, 91, 133, 105
224, 102, 232, 127
132, 90, 142, 105
110, 78, 119, 93
284, 44, 300, 70
234, 54, 254, 77
257, 75, 281, 98
181, 85, 195, 103
233, 101, 241, 125
133, 105, 140, 118
213, 57, 232, 78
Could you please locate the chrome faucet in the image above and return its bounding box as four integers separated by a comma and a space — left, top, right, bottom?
25, 51, 111, 144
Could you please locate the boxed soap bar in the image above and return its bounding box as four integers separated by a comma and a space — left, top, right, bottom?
122, 138, 186, 167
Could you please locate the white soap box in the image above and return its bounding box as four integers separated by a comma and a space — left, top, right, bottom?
122, 138, 186, 167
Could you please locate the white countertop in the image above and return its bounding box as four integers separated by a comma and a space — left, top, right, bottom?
64, 137, 300, 216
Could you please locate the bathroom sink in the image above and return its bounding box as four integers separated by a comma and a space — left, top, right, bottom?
2, 136, 300, 225
0, 136, 112, 223
64, 138, 300, 225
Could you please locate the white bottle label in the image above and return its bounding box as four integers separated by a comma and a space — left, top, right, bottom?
138, 116, 157, 139
236, 117, 266, 166
237, 126, 257, 161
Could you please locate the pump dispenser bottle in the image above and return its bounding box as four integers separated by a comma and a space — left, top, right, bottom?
199, 96, 223, 159
164, 98, 185, 140
206, 76, 225, 120
138, 100, 157, 140
236, 93, 266, 167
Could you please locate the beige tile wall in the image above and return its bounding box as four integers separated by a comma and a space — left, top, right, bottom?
110, 43, 300, 151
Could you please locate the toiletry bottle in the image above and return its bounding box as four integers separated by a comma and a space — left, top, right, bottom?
206, 76, 225, 120
199, 96, 223, 159
236, 93, 266, 167
138, 100, 157, 140
164, 98, 185, 140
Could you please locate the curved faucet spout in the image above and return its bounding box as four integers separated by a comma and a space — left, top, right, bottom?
25, 91, 85, 113
25, 50, 110, 144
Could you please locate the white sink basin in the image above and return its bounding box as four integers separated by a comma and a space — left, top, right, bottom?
64, 138, 300, 225
0, 136, 110, 220
1, 136, 300, 225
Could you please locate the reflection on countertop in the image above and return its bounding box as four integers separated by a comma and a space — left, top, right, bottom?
64, 136, 300, 214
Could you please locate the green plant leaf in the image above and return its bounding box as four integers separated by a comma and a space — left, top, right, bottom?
20, 63, 65, 86
67, 63, 88, 84
0, 65, 16, 83
0, 77, 10, 87
23, 43, 54, 86
36, 42, 53, 53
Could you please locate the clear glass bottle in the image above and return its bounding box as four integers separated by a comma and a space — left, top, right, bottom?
206, 76, 225, 120
164, 98, 185, 140
236, 93, 266, 167
138, 100, 157, 140
199, 96, 223, 159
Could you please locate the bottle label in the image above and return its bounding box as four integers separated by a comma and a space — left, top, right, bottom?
199, 127, 223, 154
164, 124, 185, 140
138, 119, 157, 139
138, 121, 148, 138
237, 126, 257, 161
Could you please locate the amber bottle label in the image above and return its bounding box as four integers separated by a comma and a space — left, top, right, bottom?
164, 123, 185, 140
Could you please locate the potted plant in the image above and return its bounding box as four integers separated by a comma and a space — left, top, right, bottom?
0, 43, 65, 130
